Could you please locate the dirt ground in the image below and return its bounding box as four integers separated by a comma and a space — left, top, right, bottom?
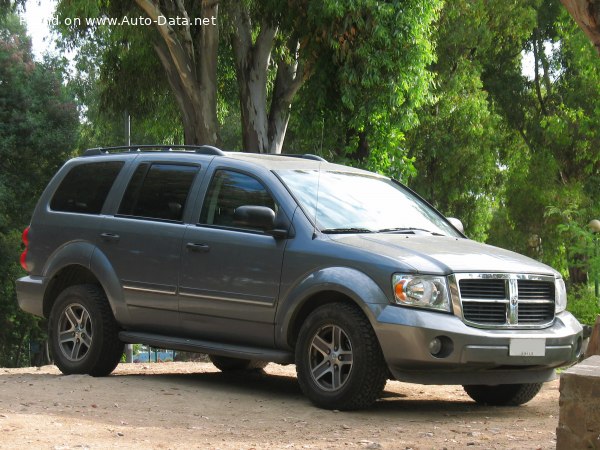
0, 362, 560, 449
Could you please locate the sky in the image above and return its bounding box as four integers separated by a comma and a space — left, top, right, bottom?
20, 0, 59, 59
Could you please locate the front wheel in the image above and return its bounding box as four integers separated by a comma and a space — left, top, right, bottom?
295, 303, 387, 410
48, 284, 124, 377
463, 383, 543, 406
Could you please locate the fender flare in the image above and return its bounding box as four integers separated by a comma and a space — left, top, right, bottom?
41, 241, 128, 322
42, 240, 94, 279
275, 266, 389, 349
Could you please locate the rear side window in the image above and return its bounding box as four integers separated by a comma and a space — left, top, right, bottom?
118, 163, 199, 222
50, 161, 124, 214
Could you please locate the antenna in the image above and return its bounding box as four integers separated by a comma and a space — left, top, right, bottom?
313, 161, 322, 239
319, 115, 324, 157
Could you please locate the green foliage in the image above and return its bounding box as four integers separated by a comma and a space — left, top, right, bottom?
480, 1, 600, 285
545, 205, 600, 280
0, 0, 24, 17
567, 284, 600, 326
0, 13, 78, 367
54, 0, 441, 167
404, 0, 523, 241
54, 2, 184, 149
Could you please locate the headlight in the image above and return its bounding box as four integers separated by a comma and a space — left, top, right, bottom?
392, 274, 451, 312
555, 278, 567, 313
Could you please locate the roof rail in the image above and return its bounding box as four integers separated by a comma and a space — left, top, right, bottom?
279, 153, 327, 162
82, 145, 226, 157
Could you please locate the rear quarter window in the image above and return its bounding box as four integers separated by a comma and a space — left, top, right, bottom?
50, 161, 124, 214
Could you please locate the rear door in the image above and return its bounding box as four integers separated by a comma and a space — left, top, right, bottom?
179, 168, 288, 346
97, 160, 203, 333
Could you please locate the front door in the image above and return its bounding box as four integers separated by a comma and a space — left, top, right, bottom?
179, 169, 286, 346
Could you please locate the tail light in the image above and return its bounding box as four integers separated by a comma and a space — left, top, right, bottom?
20, 226, 30, 272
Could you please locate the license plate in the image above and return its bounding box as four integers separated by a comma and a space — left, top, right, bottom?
509, 338, 546, 357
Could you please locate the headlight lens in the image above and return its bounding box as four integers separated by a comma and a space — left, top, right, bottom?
555, 278, 567, 313
392, 274, 451, 312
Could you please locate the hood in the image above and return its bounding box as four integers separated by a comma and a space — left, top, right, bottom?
331, 233, 558, 276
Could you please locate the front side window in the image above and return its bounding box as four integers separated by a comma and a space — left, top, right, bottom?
50, 161, 124, 214
118, 163, 198, 222
199, 170, 276, 230
277, 169, 460, 236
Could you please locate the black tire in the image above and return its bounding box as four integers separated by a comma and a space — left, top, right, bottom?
209, 355, 268, 371
48, 284, 124, 377
295, 302, 387, 410
463, 382, 543, 406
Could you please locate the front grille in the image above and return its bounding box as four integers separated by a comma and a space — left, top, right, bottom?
517, 280, 554, 300
457, 275, 555, 328
518, 303, 554, 323
462, 301, 506, 324
460, 279, 506, 299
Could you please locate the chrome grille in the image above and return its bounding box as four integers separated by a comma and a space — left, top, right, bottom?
455, 274, 555, 329
460, 279, 506, 299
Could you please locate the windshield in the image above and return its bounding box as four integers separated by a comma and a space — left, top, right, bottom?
277, 169, 460, 237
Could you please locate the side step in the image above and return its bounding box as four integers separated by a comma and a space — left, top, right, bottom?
119, 331, 294, 365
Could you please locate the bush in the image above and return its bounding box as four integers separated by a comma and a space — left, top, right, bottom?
567, 284, 600, 326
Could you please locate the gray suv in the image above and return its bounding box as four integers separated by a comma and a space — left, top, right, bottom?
16, 145, 583, 410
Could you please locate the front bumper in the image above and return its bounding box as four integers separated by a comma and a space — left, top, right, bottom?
371, 304, 583, 385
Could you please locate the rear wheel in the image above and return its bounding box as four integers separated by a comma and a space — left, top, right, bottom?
463, 383, 543, 406
209, 355, 268, 372
48, 284, 123, 376
295, 303, 387, 410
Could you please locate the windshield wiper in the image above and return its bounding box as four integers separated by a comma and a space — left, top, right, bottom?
321, 227, 374, 234
377, 227, 445, 236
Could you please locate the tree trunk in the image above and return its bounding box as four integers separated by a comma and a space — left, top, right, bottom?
560, 0, 600, 54
267, 56, 305, 154
135, 0, 219, 145
585, 315, 600, 358
230, 4, 306, 153
532, 29, 548, 116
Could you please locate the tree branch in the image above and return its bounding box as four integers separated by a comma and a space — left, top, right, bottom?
134, 0, 197, 90
229, 1, 253, 67
532, 29, 548, 116
560, 0, 600, 54
254, 22, 277, 72
174, 0, 195, 65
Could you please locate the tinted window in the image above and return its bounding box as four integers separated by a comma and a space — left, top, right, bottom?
119, 163, 198, 222
200, 170, 276, 229
50, 161, 124, 214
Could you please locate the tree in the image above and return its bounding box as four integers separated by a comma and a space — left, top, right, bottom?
404, 0, 530, 241
56, 0, 441, 155
133, 0, 219, 146
0, 13, 78, 366
483, 0, 600, 284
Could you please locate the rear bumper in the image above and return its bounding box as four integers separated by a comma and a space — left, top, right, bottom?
371, 305, 583, 385
16, 275, 46, 317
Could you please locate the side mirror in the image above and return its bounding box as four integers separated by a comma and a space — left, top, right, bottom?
447, 217, 464, 234
233, 205, 276, 231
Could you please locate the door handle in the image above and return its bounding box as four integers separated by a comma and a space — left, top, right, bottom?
100, 232, 120, 242
186, 243, 210, 253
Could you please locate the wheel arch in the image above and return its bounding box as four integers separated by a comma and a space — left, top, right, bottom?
277, 267, 389, 349
41, 243, 127, 322
43, 264, 100, 318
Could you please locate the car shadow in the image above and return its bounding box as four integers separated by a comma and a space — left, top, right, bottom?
109, 369, 497, 415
